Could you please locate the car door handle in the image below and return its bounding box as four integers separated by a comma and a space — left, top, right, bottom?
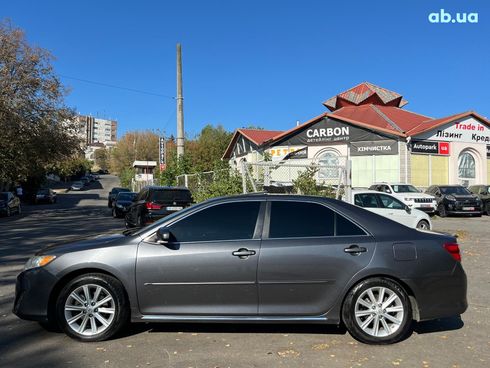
344, 245, 367, 255
232, 248, 256, 259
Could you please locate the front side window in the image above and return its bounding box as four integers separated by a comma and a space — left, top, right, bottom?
458, 151, 476, 179
378, 194, 405, 210
392, 185, 419, 193
169, 201, 260, 242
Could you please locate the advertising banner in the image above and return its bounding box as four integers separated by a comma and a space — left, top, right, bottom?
416, 117, 490, 144
350, 140, 399, 156
275, 117, 393, 146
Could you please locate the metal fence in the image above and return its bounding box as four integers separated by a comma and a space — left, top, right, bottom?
176, 170, 228, 193
241, 159, 349, 199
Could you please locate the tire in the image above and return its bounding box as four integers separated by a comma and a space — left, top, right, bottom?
55, 273, 129, 342
416, 220, 430, 230
485, 203, 490, 216
438, 204, 447, 218
108, 200, 112, 209
342, 277, 412, 345
137, 213, 145, 227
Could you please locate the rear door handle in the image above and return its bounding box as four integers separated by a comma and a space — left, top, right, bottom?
344, 245, 367, 255
232, 248, 256, 259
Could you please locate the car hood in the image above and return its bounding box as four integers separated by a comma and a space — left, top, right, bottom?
116, 200, 133, 206
394, 193, 434, 199
445, 194, 478, 200
37, 233, 137, 256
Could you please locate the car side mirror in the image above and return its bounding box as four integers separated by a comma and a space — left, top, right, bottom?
481, 192, 488, 196
156, 227, 171, 244
405, 205, 411, 214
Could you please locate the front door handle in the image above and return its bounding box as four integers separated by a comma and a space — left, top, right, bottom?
232, 248, 256, 259
344, 245, 367, 255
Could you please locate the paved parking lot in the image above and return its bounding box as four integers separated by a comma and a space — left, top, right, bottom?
0, 177, 489, 368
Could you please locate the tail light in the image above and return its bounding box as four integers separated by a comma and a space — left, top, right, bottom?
443, 243, 461, 262
145, 202, 162, 210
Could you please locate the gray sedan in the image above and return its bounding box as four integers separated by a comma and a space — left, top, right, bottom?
13, 194, 467, 344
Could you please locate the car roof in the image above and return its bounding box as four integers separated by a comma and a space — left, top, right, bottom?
143, 186, 191, 191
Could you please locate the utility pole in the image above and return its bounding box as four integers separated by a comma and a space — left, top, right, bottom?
176, 43, 185, 157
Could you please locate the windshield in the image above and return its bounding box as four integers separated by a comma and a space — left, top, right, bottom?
392, 185, 419, 193
117, 192, 136, 201
73, 182, 83, 186
38, 189, 49, 195
440, 186, 471, 195
150, 189, 192, 202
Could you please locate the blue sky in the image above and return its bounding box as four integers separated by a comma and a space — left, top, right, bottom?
2, 0, 489, 138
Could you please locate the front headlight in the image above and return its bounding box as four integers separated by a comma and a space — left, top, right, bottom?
446, 195, 456, 201
24, 255, 56, 271
116, 203, 123, 208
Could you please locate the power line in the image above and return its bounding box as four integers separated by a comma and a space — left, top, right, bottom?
59, 74, 175, 99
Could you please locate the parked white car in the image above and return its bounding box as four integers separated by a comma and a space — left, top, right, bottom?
368, 183, 437, 214
345, 190, 432, 230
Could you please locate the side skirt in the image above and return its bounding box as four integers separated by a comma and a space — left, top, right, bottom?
137, 315, 331, 324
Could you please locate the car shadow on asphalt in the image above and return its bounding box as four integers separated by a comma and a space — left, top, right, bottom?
413, 316, 464, 334
119, 321, 348, 339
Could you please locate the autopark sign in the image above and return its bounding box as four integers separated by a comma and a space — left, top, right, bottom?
410, 140, 450, 155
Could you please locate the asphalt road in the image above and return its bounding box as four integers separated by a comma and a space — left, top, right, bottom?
0, 177, 489, 368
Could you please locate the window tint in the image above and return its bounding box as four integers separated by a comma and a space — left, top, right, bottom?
355, 194, 379, 208
169, 201, 260, 242
336, 214, 366, 236
269, 201, 334, 238
150, 189, 192, 202
378, 194, 405, 209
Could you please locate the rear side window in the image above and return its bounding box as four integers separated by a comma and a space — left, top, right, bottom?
378, 194, 405, 210
269, 201, 335, 238
169, 201, 260, 242
269, 201, 366, 238
151, 189, 192, 202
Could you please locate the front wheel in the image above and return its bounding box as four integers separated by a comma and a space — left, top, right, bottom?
55, 273, 129, 342
438, 204, 447, 218
342, 277, 412, 345
416, 220, 430, 230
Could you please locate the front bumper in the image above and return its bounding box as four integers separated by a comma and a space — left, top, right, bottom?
13, 268, 59, 322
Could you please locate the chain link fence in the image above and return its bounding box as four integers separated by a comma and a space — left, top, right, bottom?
241, 159, 349, 199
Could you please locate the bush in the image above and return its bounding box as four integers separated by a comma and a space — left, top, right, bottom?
292, 166, 336, 198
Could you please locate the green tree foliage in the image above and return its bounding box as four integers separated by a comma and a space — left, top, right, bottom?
110, 130, 159, 175
118, 167, 135, 189
94, 148, 109, 171
53, 156, 92, 181
192, 162, 244, 202
0, 21, 80, 187
192, 124, 233, 172
292, 166, 336, 197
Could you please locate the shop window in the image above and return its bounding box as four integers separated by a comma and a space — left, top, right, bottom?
458, 151, 476, 179
318, 151, 339, 179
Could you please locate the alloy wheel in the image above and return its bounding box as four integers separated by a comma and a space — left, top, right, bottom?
353, 286, 404, 338
64, 284, 116, 336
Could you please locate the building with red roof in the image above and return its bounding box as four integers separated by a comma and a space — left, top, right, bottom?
224, 82, 490, 187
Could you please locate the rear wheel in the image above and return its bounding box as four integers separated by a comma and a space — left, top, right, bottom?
416, 220, 430, 230
55, 273, 129, 342
342, 277, 412, 345
485, 202, 490, 216
438, 204, 447, 218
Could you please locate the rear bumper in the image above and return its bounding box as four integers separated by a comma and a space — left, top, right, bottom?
403, 262, 467, 321
13, 268, 58, 322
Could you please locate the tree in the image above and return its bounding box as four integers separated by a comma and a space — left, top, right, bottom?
94, 148, 109, 170
110, 130, 159, 175
192, 124, 233, 172
0, 20, 80, 189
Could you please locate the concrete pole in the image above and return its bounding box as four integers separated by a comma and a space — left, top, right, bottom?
176, 43, 185, 157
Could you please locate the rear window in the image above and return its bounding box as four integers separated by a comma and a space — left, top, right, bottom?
150, 189, 192, 202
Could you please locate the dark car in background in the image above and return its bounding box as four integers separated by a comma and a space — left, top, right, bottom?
0, 192, 21, 217
468, 185, 490, 215
70, 181, 84, 191
108, 187, 131, 208
125, 186, 193, 227
13, 194, 467, 344
112, 191, 137, 218
426, 185, 482, 217
35, 188, 57, 204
